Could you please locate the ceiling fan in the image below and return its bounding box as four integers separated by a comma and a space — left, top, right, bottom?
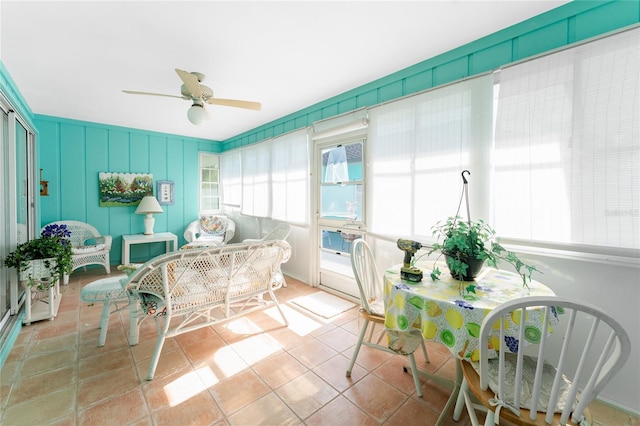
122, 69, 261, 126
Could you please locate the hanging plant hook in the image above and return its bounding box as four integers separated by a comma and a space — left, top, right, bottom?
461, 169, 470, 184
461, 170, 471, 224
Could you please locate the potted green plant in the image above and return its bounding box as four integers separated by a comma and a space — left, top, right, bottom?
3, 223, 73, 290
427, 215, 538, 290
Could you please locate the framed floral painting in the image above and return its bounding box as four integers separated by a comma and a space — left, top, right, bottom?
99, 172, 153, 207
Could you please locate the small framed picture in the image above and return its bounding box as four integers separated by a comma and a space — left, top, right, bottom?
156, 180, 175, 205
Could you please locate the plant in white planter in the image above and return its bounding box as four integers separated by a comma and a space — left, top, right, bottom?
3, 223, 73, 290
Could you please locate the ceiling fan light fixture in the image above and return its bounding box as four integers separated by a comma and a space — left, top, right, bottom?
187, 103, 208, 126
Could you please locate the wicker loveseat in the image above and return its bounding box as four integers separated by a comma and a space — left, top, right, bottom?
41, 220, 112, 284
123, 240, 291, 380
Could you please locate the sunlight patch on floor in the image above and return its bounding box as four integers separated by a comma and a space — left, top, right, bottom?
223, 316, 265, 335
230, 333, 282, 365
164, 369, 210, 406
262, 305, 291, 325
278, 305, 326, 336
209, 346, 250, 379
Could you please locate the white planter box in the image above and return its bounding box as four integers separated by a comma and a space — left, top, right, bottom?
19, 259, 62, 324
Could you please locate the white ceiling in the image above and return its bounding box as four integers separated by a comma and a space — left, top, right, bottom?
1, 1, 569, 141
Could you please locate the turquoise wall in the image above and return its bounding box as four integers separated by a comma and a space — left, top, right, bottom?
223, 0, 640, 150
34, 115, 222, 263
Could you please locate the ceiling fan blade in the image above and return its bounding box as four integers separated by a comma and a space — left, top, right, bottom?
206, 98, 262, 111
175, 68, 203, 98
122, 90, 186, 100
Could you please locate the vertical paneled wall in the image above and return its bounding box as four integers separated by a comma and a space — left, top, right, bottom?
35, 115, 221, 264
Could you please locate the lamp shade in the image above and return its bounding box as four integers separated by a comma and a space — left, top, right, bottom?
187, 103, 208, 126
135, 196, 164, 214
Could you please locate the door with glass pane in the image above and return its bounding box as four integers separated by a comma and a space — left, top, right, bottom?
0, 109, 9, 329
1, 109, 35, 335
317, 140, 365, 297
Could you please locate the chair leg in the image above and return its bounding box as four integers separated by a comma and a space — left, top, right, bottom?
98, 300, 111, 347
407, 353, 423, 397
147, 318, 170, 380
270, 292, 289, 326
128, 300, 142, 346
420, 338, 430, 363
483, 409, 494, 426
453, 377, 469, 421
346, 319, 369, 377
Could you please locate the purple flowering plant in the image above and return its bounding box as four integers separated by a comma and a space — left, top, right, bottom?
41, 223, 72, 245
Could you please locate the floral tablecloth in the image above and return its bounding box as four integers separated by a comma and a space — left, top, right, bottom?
383, 263, 557, 361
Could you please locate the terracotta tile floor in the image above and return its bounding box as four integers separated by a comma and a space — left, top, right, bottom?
1, 269, 638, 425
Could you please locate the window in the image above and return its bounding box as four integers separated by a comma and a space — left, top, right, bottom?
199, 153, 220, 213
366, 26, 639, 259
221, 150, 241, 207
220, 129, 310, 224
367, 74, 494, 240
241, 142, 271, 218
494, 27, 639, 252
320, 141, 364, 222
271, 129, 309, 224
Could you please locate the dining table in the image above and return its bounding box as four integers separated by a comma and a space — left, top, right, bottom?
383, 261, 557, 425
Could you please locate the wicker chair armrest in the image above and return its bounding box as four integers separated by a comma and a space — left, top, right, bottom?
242, 238, 262, 244
184, 220, 200, 243
95, 235, 113, 250
223, 218, 236, 242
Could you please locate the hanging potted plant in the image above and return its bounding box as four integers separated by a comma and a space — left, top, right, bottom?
427, 171, 539, 292
428, 215, 538, 287
3, 223, 73, 290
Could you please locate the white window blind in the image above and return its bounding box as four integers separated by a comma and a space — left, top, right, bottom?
241, 142, 271, 217
494, 27, 640, 250
367, 74, 493, 240
221, 150, 241, 207
271, 129, 309, 224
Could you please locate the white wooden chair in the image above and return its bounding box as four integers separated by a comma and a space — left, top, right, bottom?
453, 296, 631, 425
345, 239, 430, 397
41, 220, 112, 284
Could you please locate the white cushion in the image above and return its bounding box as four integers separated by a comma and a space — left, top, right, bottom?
72, 243, 106, 254
368, 298, 385, 317
474, 353, 573, 413
181, 236, 224, 250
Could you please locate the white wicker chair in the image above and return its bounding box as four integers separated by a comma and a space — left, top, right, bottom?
183, 215, 236, 248
41, 220, 112, 284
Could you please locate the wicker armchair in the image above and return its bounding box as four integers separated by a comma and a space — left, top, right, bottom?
183, 215, 236, 249
41, 220, 112, 284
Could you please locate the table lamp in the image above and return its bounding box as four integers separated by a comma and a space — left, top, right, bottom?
135, 196, 164, 235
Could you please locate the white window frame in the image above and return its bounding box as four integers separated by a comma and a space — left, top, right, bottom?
198, 152, 221, 214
